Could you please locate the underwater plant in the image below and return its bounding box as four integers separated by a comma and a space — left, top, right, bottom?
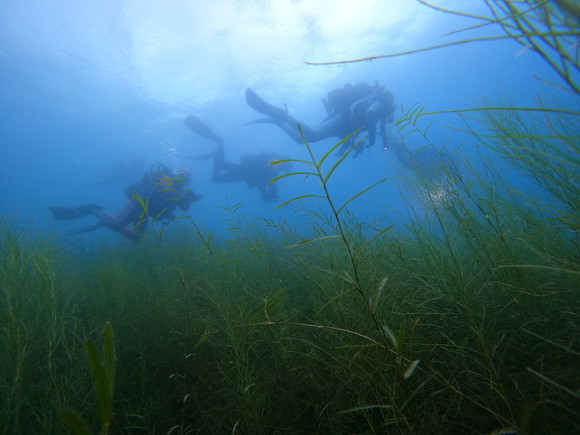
1, 1, 578, 434
60, 323, 116, 435
306, 0, 579, 94
266, 129, 425, 430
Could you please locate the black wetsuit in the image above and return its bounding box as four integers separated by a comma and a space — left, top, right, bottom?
245, 83, 396, 154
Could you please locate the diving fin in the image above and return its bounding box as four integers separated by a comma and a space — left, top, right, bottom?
242, 117, 278, 127
48, 204, 104, 220
245, 88, 293, 123
64, 222, 104, 235
184, 115, 224, 146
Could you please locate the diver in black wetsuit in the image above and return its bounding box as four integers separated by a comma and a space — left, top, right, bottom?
245, 82, 397, 157
184, 115, 289, 203
387, 135, 456, 183
48, 164, 201, 241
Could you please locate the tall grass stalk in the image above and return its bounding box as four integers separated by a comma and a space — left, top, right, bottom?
271, 127, 424, 431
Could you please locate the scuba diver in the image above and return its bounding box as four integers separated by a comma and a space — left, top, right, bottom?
244, 81, 397, 157
386, 134, 459, 202
48, 164, 201, 241
387, 136, 455, 182
184, 115, 290, 203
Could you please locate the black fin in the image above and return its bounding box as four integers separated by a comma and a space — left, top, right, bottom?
245, 88, 292, 122
242, 117, 278, 127
184, 115, 224, 145
65, 223, 104, 235
48, 204, 103, 220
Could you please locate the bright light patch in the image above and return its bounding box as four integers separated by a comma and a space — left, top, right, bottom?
1, 0, 444, 106
123, 0, 432, 104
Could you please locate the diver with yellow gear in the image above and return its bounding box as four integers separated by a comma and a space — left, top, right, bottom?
48, 163, 201, 241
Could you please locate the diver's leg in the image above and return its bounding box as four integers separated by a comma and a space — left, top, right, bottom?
245, 88, 326, 143
279, 113, 345, 145
212, 161, 245, 184
115, 198, 141, 227
93, 210, 125, 232
57, 207, 136, 240
261, 182, 278, 203
208, 142, 245, 184
89, 210, 137, 241
312, 114, 347, 141
210, 142, 227, 182
270, 119, 317, 144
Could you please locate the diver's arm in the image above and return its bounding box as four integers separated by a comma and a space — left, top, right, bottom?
267, 182, 278, 202
259, 182, 278, 203
366, 122, 377, 147
258, 184, 269, 203
380, 120, 388, 149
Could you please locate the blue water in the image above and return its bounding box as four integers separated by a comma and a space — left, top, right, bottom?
0, 0, 572, 246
